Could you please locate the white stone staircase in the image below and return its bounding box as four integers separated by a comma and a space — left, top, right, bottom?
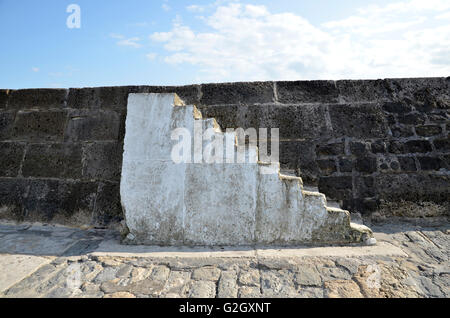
121, 93, 374, 246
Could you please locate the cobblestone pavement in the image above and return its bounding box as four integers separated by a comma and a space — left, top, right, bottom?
0, 219, 448, 298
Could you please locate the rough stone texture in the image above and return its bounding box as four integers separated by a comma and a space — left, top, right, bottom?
0, 78, 448, 227
121, 93, 370, 245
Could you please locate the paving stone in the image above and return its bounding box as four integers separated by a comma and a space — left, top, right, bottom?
217, 270, 238, 298
161, 271, 191, 297
93, 267, 119, 283
192, 266, 221, 281
296, 287, 324, 298
238, 286, 262, 298
188, 280, 216, 298
238, 269, 260, 287
104, 292, 136, 298
324, 280, 364, 298
260, 270, 297, 297
293, 266, 322, 286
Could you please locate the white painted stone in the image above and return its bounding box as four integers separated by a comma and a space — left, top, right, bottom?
121, 93, 372, 246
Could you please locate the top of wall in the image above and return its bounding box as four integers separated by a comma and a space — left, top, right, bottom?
1, 77, 449, 110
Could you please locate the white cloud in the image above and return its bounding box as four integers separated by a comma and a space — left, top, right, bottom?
150, 1, 450, 81
31, 67, 39, 72
110, 34, 142, 48
162, 0, 170, 11
186, 5, 204, 13
146, 53, 157, 60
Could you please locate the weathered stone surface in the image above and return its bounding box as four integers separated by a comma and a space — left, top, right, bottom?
82, 142, 123, 181
316, 142, 344, 157
417, 157, 445, 171
218, 271, 238, 298
7, 89, 67, 109
11, 110, 67, 142
324, 280, 363, 298
0, 111, 15, 140
318, 176, 353, 201
434, 137, 450, 152
201, 82, 273, 105
22, 143, 83, 179
192, 267, 221, 281
239, 269, 260, 286
277, 80, 339, 104
415, 125, 443, 137
329, 104, 389, 138
188, 280, 216, 298
404, 140, 432, 153
65, 109, 121, 142
336, 80, 391, 103
0, 89, 9, 108
0, 142, 25, 177
398, 156, 417, 172
93, 182, 122, 226
22, 179, 97, 222
68, 85, 200, 110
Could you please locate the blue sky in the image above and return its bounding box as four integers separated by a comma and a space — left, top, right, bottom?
0, 0, 449, 88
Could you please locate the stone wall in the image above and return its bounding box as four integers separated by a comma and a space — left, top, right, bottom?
0, 78, 449, 226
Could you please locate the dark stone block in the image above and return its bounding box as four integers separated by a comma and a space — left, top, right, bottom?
397, 113, 427, 125
329, 104, 389, 138
354, 176, 375, 197
417, 157, 445, 171
277, 80, 338, 104
315, 142, 344, 157
22, 143, 83, 179
0, 178, 27, 220
284, 140, 319, 183
200, 82, 274, 105
350, 141, 370, 155
415, 125, 442, 137
318, 176, 353, 200
83, 142, 123, 181
344, 198, 380, 215
64, 109, 121, 142
371, 140, 386, 153
375, 173, 450, 202
68, 85, 200, 110
338, 157, 353, 173
386, 114, 396, 125
0, 142, 25, 177
11, 110, 67, 142
382, 102, 413, 113
388, 141, 406, 154
8, 89, 67, 109
0, 111, 15, 140
23, 179, 97, 222
67, 86, 139, 110
434, 137, 450, 152
317, 159, 337, 176
336, 79, 391, 103
390, 161, 400, 170
391, 125, 414, 138
404, 140, 432, 153
93, 182, 123, 226
428, 110, 449, 123
235, 104, 332, 140
398, 156, 417, 171
355, 156, 378, 173
0, 89, 9, 108
386, 78, 450, 108
196, 105, 240, 130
